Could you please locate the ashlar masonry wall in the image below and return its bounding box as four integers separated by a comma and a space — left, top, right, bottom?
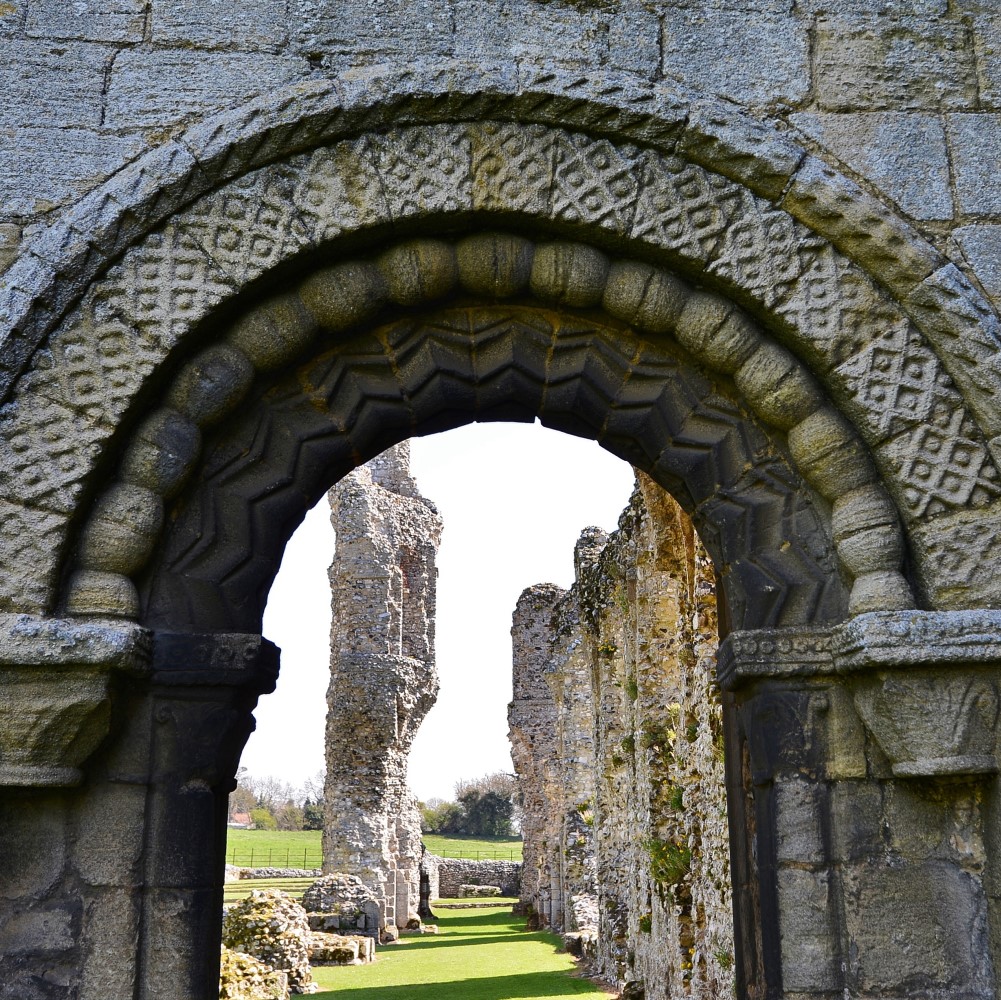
324, 442, 443, 935
511, 475, 733, 1000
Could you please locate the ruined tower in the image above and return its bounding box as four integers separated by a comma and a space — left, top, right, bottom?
324, 442, 443, 936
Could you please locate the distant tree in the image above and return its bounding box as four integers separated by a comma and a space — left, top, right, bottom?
420, 798, 465, 834
458, 789, 514, 837
249, 807, 277, 831
253, 775, 300, 813
275, 803, 304, 832
454, 772, 520, 832
229, 782, 256, 821
302, 800, 324, 831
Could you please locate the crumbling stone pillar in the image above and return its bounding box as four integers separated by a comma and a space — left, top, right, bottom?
324, 442, 443, 936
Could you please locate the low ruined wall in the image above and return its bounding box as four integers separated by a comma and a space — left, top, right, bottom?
510, 475, 734, 1000
429, 856, 522, 899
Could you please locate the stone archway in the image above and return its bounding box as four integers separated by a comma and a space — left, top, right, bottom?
3, 72, 1001, 1000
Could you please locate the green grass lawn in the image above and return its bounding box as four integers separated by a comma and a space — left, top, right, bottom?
422, 834, 522, 861
226, 829, 522, 866
311, 905, 613, 1000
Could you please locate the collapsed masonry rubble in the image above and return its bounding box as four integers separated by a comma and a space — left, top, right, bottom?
324, 443, 443, 940
510, 475, 734, 1000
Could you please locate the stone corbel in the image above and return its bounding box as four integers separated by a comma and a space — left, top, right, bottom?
0, 612, 152, 787
833, 611, 1001, 779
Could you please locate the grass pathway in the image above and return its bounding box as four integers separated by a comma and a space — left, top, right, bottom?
311, 905, 615, 1000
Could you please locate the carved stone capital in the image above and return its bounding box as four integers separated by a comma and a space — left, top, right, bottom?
721, 612, 1001, 779
833, 611, 1001, 778
0, 613, 151, 787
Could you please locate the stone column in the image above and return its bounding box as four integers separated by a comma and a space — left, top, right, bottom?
138, 631, 279, 1000
718, 611, 1001, 1000
0, 617, 275, 1000
325, 443, 443, 935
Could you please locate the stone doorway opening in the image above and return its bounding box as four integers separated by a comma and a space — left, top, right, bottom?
233, 422, 737, 1000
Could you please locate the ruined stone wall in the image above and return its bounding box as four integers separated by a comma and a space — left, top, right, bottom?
4, 4, 999, 313
432, 857, 522, 899
511, 476, 733, 1000
324, 442, 443, 934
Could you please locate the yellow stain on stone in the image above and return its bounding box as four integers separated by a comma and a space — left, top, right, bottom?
0, 3, 17, 16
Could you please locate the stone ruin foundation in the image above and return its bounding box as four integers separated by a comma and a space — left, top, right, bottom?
511, 475, 734, 1000
323, 443, 443, 939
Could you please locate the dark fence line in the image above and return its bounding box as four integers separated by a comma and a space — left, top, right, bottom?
226, 847, 521, 866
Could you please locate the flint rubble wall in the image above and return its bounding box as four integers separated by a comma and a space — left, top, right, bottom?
510, 475, 733, 1000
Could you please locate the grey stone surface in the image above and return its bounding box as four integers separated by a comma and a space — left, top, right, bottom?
973, 15, 1001, 105
791, 113, 952, 221
777, 869, 838, 992
0, 128, 146, 217
25, 0, 145, 43
842, 863, 991, 992
0, 40, 109, 127
955, 225, 1001, 303
948, 114, 1001, 216
0, 4, 1000, 998
105, 49, 308, 128
293, 0, 453, 62
0, 1, 23, 37
814, 15, 978, 111
662, 8, 810, 106
150, 0, 289, 51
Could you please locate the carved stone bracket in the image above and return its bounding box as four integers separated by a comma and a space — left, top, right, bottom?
0, 612, 152, 787
719, 611, 1001, 779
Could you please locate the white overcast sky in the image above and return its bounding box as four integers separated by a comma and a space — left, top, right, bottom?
242, 421, 635, 803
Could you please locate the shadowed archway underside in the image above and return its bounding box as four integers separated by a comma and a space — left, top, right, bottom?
142, 297, 847, 634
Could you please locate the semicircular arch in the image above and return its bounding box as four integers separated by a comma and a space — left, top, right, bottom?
1, 110, 1000, 616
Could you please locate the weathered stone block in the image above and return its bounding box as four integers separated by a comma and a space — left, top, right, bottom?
662, 8, 810, 106
882, 781, 985, 864
292, 0, 452, 60
73, 780, 147, 887
455, 0, 616, 68
948, 114, 1001, 216
814, 16, 978, 111
0, 902, 76, 954
150, 0, 288, 51
842, 862, 991, 992
0, 2, 22, 36
828, 781, 882, 861
79, 890, 141, 1000
972, 15, 1001, 104
26, 0, 145, 43
0, 796, 67, 900
0, 40, 108, 127
104, 49, 307, 128
774, 778, 825, 864
790, 113, 951, 221
777, 868, 838, 992
955, 225, 1001, 304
